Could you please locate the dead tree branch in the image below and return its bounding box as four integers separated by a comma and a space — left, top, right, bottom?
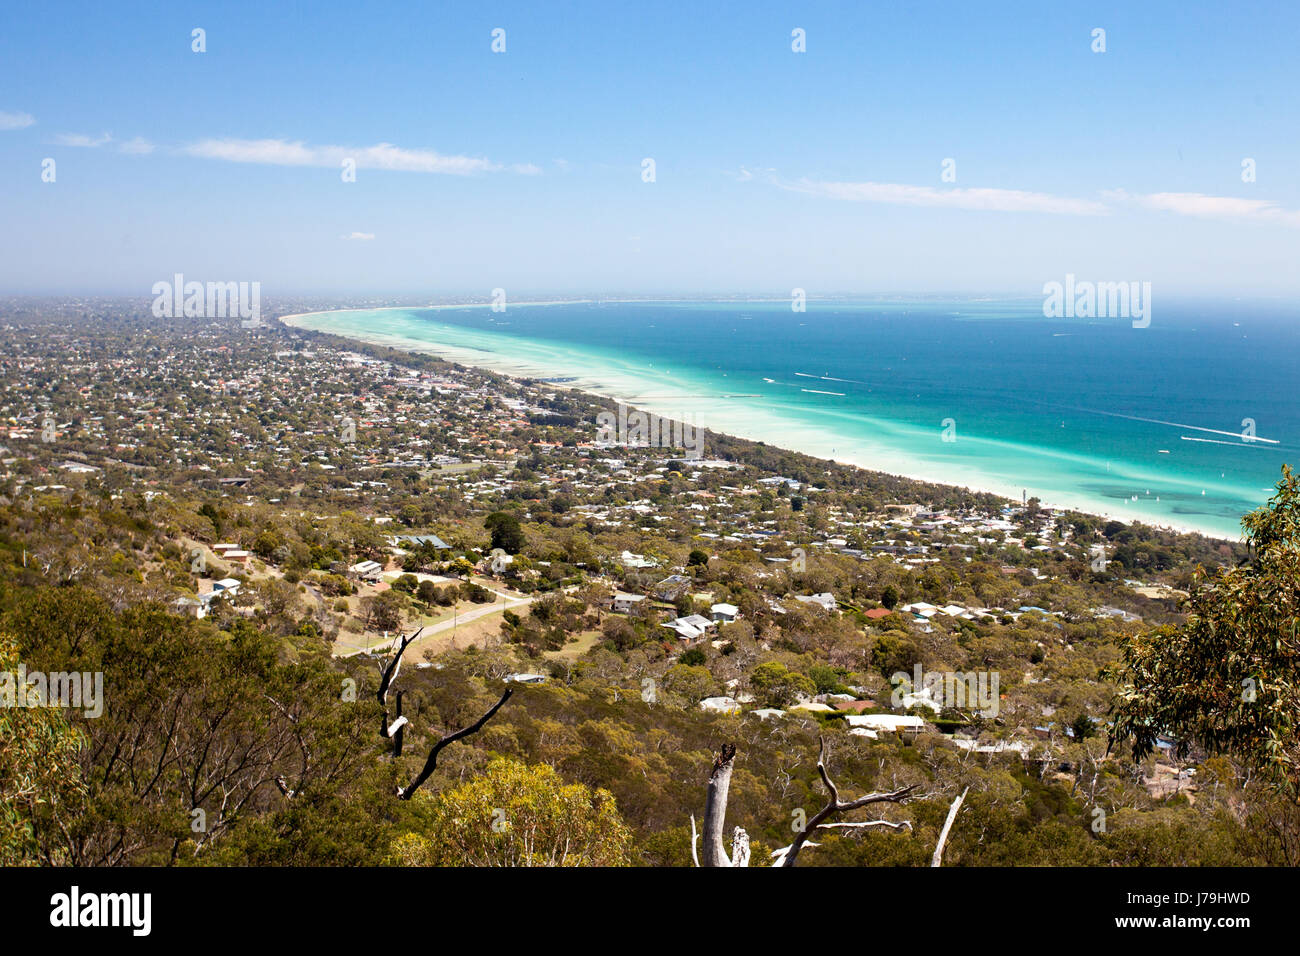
397, 687, 513, 800
775, 737, 917, 868
931, 786, 968, 867
701, 743, 741, 866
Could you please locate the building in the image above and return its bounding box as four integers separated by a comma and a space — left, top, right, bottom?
652, 574, 692, 601
709, 602, 738, 623
349, 560, 385, 581
611, 592, 646, 614
174, 597, 206, 620
390, 533, 449, 550
794, 592, 836, 612
661, 613, 714, 642
505, 673, 547, 684
845, 714, 926, 737
699, 696, 741, 714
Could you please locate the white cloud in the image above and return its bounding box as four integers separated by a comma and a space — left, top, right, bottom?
181, 137, 532, 176
781, 177, 1109, 216
54, 132, 112, 148
1104, 188, 1300, 227
0, 111, 35, 130
341, 232, 376, 241
118, 137, 155, 155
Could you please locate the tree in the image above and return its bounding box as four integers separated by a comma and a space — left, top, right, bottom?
198, 502, 223, 535
692, 741, 916, 867
415, 579, 438, 604
389, 758, 632, 866
662, 664, 716, 704
687, 549, 709, 567
360, 589, 404, 633
0, 633, 86, 865
484, 511, 527, 555
749, 661, 816, 708
880, 584, 900, 609
1112, 466, 1300, 793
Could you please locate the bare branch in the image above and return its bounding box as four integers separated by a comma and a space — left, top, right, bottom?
777, 737, 916, 868
770, 820, 911, 865
730, 826, 751, 867
931, 786, 968, 867
397, 687, 513, 800
378, 629, 422, 742
377, 626, 423, 709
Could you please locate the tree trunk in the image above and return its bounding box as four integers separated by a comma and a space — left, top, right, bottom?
701, 744, 737, 867
931, 787, 968, 867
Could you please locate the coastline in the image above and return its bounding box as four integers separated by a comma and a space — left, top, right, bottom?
278, 308, 1244, 543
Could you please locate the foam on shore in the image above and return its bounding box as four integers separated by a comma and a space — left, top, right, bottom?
280, 307, 1245, 541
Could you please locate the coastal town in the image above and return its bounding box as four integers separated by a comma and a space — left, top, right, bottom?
1, 296, 1269, 868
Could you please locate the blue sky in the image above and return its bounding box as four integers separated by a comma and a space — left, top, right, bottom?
2, 0, 1298, 297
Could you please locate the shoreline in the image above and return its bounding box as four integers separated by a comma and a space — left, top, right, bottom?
279, 308, 1244, 544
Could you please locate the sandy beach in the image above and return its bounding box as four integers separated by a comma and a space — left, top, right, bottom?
279, 307, 1241, 541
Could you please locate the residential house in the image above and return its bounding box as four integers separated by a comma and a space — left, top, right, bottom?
349, 560, 385, 581
710, 602, 738, 623
611, 592, 646, 614
794, 592, 836, 612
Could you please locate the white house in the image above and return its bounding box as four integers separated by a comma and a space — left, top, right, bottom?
349, 560, 384, 581
611, 592, 646, 614
794, 592, 836, 612
699, 696, 741, 714
710, 602, 738, 623
620, 550, 658, 569
902, 601, 940, 619
846, 713, 926, 737
505, 673, 547, 685
900, 686, 944, 714
662, 613, 714, 642
174, 597, 207, 620
212, 578, 241, 595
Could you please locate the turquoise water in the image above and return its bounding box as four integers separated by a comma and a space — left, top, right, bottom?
285, 298, 1300, 540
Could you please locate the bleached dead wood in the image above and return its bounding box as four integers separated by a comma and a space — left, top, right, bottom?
931, 786, 968, 867
377, 627, 423, 746
701, 743, 740, 866
774, 737, 917, 868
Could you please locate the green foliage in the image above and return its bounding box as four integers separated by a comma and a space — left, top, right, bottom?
485, 511, 527, 555
750, 661, 816, 708
0, 632, 87, 865
1112, 467, 1300, 793
387, 757, 632, 866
